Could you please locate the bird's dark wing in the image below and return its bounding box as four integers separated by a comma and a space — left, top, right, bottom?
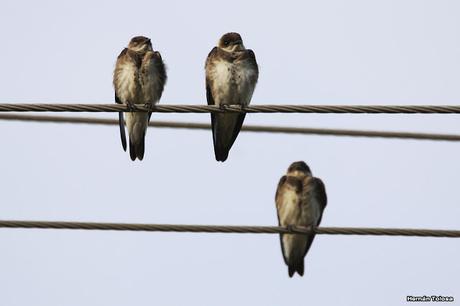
275, 175, 289, 265
205, 80, 218, 152
311, 177, 327, 225
146, 51, 167, 121
205, 47, 222, 160
240, 49, 259, 77
115, 94, 127, 151
302, 177, 328, 258
153, 51, 167, 88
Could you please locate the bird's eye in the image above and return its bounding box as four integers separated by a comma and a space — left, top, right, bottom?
224, 41, 229, 46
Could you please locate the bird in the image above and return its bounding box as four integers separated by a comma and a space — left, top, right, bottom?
205, 32, 258, 162
275, 161, 327, 277
113, 36, 167, 161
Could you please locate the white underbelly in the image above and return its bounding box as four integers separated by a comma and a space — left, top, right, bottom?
282, 234, 308, 262
210, 60, 255, 106
278, 191, 315, 261
116, 63, 141, 104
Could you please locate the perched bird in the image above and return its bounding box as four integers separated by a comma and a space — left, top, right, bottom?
205, 32, 258, 162
275, 161, 327, 277
113, 36, 167, 161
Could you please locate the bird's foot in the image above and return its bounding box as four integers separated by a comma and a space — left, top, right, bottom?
286, 225, 295, 233
143, 103, 154, 112
125, 101, 136, 112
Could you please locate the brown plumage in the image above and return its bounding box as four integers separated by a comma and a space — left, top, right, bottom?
275, 161, 327, 277
205, 32, 258, 162
113, 36, 167, 161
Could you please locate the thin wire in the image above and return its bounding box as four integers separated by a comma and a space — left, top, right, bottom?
1, 113, 459, 141
0, 103, 460, 113
0, 220, 459, 237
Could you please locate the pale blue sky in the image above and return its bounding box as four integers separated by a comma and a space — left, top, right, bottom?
0, 1, 459, 305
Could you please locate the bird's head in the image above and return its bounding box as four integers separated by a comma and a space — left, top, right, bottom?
218, 32, 245, 52
287, 161, 312, 177
128, 36, 153, 53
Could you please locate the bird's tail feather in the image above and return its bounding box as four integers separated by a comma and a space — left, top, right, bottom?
129, 136, 145, 161
288, 261, 304, 277
212, 113, 246, 162
128, 114, 147, 161
214, 140, 230, 162
118, 112, 127, 151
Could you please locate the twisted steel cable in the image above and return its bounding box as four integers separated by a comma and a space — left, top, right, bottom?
1, 103, 460, 113
1, 114, 459, 141
1, 220, 459, 238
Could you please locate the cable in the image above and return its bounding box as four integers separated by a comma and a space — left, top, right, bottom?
1, 113, 459, 141
0, 103, 460, 113
0, 220, 459, 238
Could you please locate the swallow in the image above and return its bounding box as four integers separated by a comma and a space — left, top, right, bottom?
275, 161, 327, 277
205, 32, 258, 162
113, 36, 167, 160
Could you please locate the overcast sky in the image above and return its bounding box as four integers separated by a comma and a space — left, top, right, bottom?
0, 0, 459, 305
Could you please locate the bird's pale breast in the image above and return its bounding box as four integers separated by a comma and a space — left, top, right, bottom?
114, 61, 141, 104
278, 181, 317, 262
278, 188, 303, 226
208, 58, 256, 106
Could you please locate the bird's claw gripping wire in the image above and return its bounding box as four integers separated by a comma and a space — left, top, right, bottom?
286, 225, 295, 233
218, 104, 227, 112
218, 104, 246, 113
125, 101, 137, 112
144, 102, 154, 111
